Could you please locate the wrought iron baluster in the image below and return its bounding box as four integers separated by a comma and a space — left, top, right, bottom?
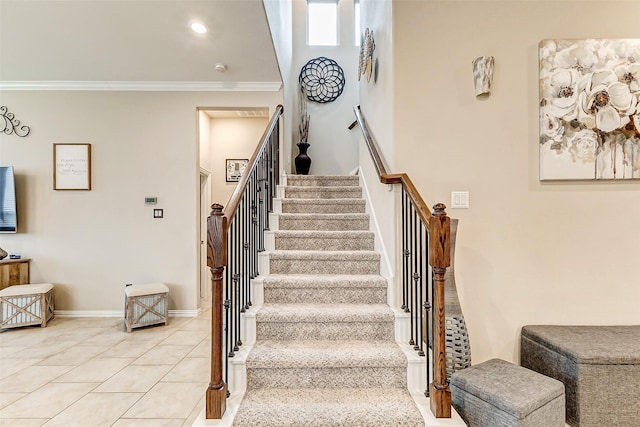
258, 160, 266, 252
401, 190, 407, 311
409, 202, 415, 346
417, 221, 425, 356
234, 217, 242, 351
403, 191, 410, 314
227, 222, 236, 358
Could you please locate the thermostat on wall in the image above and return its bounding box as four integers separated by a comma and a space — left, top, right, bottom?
145, 197, 158, 205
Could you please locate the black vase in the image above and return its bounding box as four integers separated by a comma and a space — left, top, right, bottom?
295, 142, 311, 175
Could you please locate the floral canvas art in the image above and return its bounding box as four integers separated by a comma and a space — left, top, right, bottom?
539, 39, 640, 180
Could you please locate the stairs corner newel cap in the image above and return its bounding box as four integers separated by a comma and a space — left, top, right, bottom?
429, 203, 451, 269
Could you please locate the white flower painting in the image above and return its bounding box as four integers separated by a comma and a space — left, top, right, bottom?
539, 39, 640, 180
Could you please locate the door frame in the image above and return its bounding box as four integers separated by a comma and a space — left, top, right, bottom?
199, 168, 211, 301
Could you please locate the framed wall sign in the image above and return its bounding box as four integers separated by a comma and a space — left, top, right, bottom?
226, 159, 248, 182
53, 143, 92, 190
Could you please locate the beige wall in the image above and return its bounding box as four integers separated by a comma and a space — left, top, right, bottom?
359, 0, 395, 168
0, 90, 281, 314
357, 0, 399, 309
208, 117, 270, 207
292, 0, 360, 175
391, 1, 640, 364
264, 0, 294, 173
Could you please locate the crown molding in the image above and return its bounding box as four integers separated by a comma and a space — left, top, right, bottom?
0, 81, 283, 92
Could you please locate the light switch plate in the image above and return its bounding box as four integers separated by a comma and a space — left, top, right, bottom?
451, 191, 469, 209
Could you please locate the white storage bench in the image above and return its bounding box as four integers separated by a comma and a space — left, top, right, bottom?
0, 283, 55, 329
124, 283, 169, 332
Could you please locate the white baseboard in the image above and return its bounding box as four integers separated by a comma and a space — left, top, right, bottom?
169, 309, 200, 317
357, 167, 397, 306
54, 310, 122, 318
54, 309, 199, 318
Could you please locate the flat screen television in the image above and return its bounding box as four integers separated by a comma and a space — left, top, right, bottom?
0, 166, 17, 233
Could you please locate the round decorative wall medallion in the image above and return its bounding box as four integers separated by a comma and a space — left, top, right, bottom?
298, 57, 345, 103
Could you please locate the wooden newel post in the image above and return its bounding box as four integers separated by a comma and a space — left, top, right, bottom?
428, 203, 452, 418
206, 203, 227, 419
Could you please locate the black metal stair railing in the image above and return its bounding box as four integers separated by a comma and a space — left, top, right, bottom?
206, 105, 282, 419
401, 188, 430, 360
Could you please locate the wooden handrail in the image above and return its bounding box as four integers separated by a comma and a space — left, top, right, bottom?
224, 104, 283, 223
353, 104, 451, 418
353, 106, 432, 227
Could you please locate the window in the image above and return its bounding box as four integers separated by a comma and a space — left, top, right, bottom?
307, 0, 338, 46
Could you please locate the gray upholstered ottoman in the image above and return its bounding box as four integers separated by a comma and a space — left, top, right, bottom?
451, 358, 565, 427
521, 325, 640, 427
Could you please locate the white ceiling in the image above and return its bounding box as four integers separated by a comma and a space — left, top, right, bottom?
0, 0, 282, 85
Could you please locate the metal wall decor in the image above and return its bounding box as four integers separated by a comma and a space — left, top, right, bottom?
358, 28, 376, 82
1, 106, 30, 137
298, 57, 345, 103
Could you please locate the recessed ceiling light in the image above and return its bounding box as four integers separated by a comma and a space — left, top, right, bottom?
191, 22, 207, 34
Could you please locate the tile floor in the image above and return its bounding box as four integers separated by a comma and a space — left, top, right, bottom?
0, 304, 212, 427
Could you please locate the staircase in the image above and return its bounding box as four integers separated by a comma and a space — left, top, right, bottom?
232, 175, 425, 426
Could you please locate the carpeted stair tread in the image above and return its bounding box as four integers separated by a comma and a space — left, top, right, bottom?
263, 274, 387, 289
273, 230, 374, 239
274, 230, 374, 250
278, 213, 370, 231
281, 198, 366, 214
287, 175, 359, 187
269, 252, 380, 274
233, 388, 424, 427
231, 174, 424, 426
269, 250, 380, 261
263, 274, 387, 304
247, 340, 406, 368
245, 340, 408, 389
256, 303, 393, 323
284, 186, 362, 199
278, 213, 369, 220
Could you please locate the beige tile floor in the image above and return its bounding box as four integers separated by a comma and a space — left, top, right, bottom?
0, 304, 212, 427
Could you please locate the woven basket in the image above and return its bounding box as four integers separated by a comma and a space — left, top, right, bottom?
446, 315, 472, 381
